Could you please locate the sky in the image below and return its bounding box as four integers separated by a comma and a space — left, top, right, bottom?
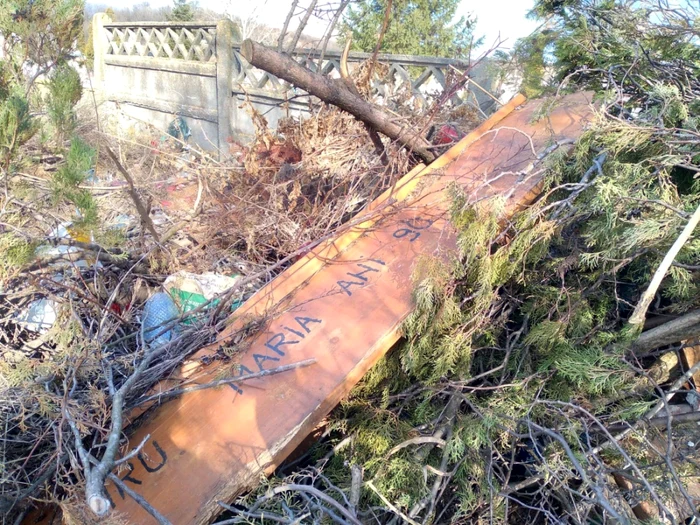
95, 0, 539, 51
458, 0, 539, 50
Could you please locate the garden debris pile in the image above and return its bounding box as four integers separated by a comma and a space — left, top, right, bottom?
3, 0, 700, 523
0, 51, 480, 522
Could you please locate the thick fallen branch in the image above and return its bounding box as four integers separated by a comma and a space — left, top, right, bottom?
240, 39, 436, 163
606, 404, 700, 432
632, 308, 700, 353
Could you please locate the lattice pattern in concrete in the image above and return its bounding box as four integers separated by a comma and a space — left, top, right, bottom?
231, 46, 463, 107
104, 25, 217, 62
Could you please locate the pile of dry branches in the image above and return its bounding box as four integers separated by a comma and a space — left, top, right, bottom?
0, 47, 483, 522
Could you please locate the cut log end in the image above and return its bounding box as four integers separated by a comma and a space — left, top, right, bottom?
88, 494, 111, 516
241, 39, 254, 62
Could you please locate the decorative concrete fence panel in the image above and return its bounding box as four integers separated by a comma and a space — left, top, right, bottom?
92, 14, 499, 156
93, 15, 235, 154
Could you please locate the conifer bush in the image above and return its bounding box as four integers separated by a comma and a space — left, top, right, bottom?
0, 0, 698, 522
51, 137, 98, 227
45, 63, 83, 148
0, 89, 36, 177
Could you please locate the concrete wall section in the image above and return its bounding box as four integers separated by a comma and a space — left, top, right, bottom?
97, 19, 224, 155
104, 63, 217, 117
116, 104, 219, 151
103, 61, 220, 152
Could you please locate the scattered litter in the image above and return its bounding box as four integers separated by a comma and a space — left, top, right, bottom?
108, 214, 134, 231
149, 209, 171, 227
163, 271, 242, 316
34, 222, 98, 268
428, 123, 464, 145
50, 222, 90, 243
15, 298, 57, 333
84, 168, 97, 184
141, 292, 180, 348
158, 176, 199, 211
175, 150, 197, 170
167, 116, 192, 143
35, 223, 81, 256
83, 168, 121, 187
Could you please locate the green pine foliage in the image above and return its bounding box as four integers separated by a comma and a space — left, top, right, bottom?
0, 1, 84, 85
52, 137, 98, 228
399, 186, 558, 384
340, 0, 479, 59
0, 233, 37, 279
45, 63, 83, 147
496, 29, 558, 98
0, 61, 12, 101
0, 90, 36, 174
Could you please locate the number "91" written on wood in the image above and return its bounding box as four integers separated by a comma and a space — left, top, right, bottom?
392, 217, 434, 242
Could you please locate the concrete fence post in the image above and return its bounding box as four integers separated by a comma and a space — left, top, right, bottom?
215, 19, 235, 158
92, 13, 112, 93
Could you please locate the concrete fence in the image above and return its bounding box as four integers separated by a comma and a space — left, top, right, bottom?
92, 14, 499, 156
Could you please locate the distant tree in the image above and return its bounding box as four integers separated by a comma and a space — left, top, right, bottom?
340, 0, 478, 58
168, 0, 197, 22
229, 15, 272, 45
80, 6, 115, 62
111, 3, 169, 23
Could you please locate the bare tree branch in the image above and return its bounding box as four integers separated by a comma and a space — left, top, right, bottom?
367, 0, 392, 80
107, 473, 172, 525
632, 308, 700, 353
277, 0, 299, 52
319, 0, 351, 64
629, 203, 700, 325
104, 146, 161, 242
287, 0, 319, 53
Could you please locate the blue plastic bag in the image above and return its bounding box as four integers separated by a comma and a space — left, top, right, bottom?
141, 292, 180, 349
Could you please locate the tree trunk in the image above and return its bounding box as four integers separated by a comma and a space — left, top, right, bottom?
240, 39, 436, 163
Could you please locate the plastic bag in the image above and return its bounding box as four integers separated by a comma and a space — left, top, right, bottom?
163, 271, 242, 319
141, 292, 180, 349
